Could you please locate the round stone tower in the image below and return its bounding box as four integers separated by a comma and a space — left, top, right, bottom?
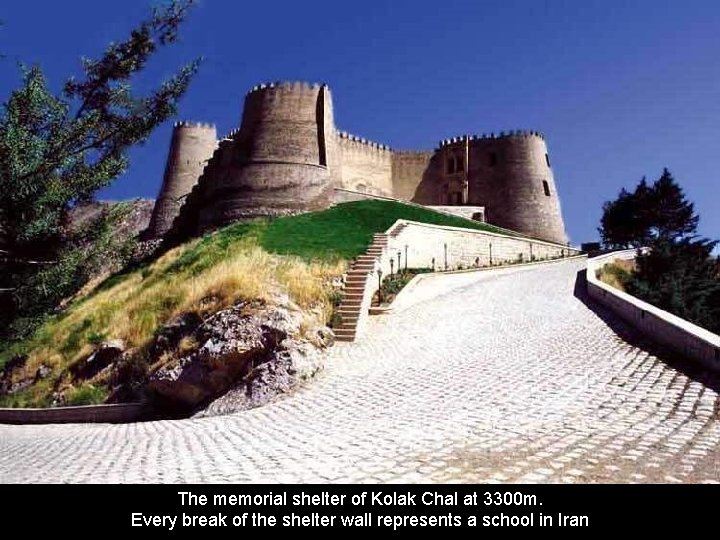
196, 82, 337, 230
436, 131, 567, 244
483, 132, 566, 244
145, 122, 218, 239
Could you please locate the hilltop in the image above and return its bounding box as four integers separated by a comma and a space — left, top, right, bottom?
0, 200, 510, 416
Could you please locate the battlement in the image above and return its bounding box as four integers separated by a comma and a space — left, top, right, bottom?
393, 149, 434, 156
245, 80, 327, 96
220, 127, 241, 140
172, 121, 216, 130
337, 130, 392, 152
157, 80, 568, 246
438, 130, 545, 148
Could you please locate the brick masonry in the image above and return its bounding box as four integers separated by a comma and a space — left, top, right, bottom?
150, 82, 569, 245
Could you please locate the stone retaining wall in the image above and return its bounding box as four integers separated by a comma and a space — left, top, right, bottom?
352, 219, 579, 338
587, 250, 720, 371
384, 220, 575, 273
0, 403, 144, 425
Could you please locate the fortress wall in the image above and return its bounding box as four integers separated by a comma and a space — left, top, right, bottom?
486, 133, 566, 245
337, 133, 393, 196
235, 82, 326, 165
166, 137, 235, 243
157, 83, 571, 247
323, 88, 343, 187
145, 122, 217, 238
196, 82, 335, 230
391, 151, 435, 201
431, 132, 567, 244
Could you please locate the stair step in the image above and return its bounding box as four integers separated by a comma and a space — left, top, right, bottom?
334, 328, 357, 335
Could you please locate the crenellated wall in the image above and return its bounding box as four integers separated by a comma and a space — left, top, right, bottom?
337, 131, 393, 196
196, 82, 336, 230
160, 82, 571, 246
145, 122, 217, 239
391, 151, 436, 201
423, 131, 567, 244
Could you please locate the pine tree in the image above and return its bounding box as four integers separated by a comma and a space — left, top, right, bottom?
0, 1, 199, 338
600, 168, 719, 335
598, 179, 653, 248
628, 237, 720, 334
649, 168, 699, 240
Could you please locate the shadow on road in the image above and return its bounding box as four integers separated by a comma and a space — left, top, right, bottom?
574, 269, 720, 393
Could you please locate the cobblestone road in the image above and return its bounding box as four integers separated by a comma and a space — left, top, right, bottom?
2, 259, 719, 483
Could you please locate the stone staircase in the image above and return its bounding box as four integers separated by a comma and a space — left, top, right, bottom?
389, 222, 407, 238
334, 233, 389, 342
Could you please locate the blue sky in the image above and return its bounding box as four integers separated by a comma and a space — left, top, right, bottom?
1, 0, 719, 246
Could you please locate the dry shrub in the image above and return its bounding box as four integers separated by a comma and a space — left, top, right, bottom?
4, 232, 346, 406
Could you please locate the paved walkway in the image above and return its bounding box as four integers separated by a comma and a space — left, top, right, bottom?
2, 259, 719, 483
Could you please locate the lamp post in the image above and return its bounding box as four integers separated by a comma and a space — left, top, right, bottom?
489, 243, 493, 266
389, 258, 394, 276
444, 243, 448, 271
404, 244, 408, 271
377, 268, 383, 305
397, 250, 401, 274
431, 257, 435, 272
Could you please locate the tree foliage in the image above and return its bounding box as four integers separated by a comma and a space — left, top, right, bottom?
0, 1, 199, 339
600, 169, 720, 335
627, 237, 720, 334
599, 169, 698, 248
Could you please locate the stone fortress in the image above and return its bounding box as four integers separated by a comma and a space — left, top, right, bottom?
146, 81, 569, 245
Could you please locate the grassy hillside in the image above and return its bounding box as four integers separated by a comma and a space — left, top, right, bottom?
0, 200, 513, 406
260, 199, 514, 260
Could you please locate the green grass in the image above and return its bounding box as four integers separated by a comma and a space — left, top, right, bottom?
0, 199, 517, 406
2, 200, 512, 372
154, 199, 515, 271
376, 268, 434, 303
64, 383, 108, 406
260, 199, 513, 261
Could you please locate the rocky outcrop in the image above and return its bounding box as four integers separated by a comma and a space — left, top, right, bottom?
0, 355, 51, 396
148, 299, 332, 415
71, 340, 126, 380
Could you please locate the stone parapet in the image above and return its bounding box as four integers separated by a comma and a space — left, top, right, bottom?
587, 250, 720, 371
